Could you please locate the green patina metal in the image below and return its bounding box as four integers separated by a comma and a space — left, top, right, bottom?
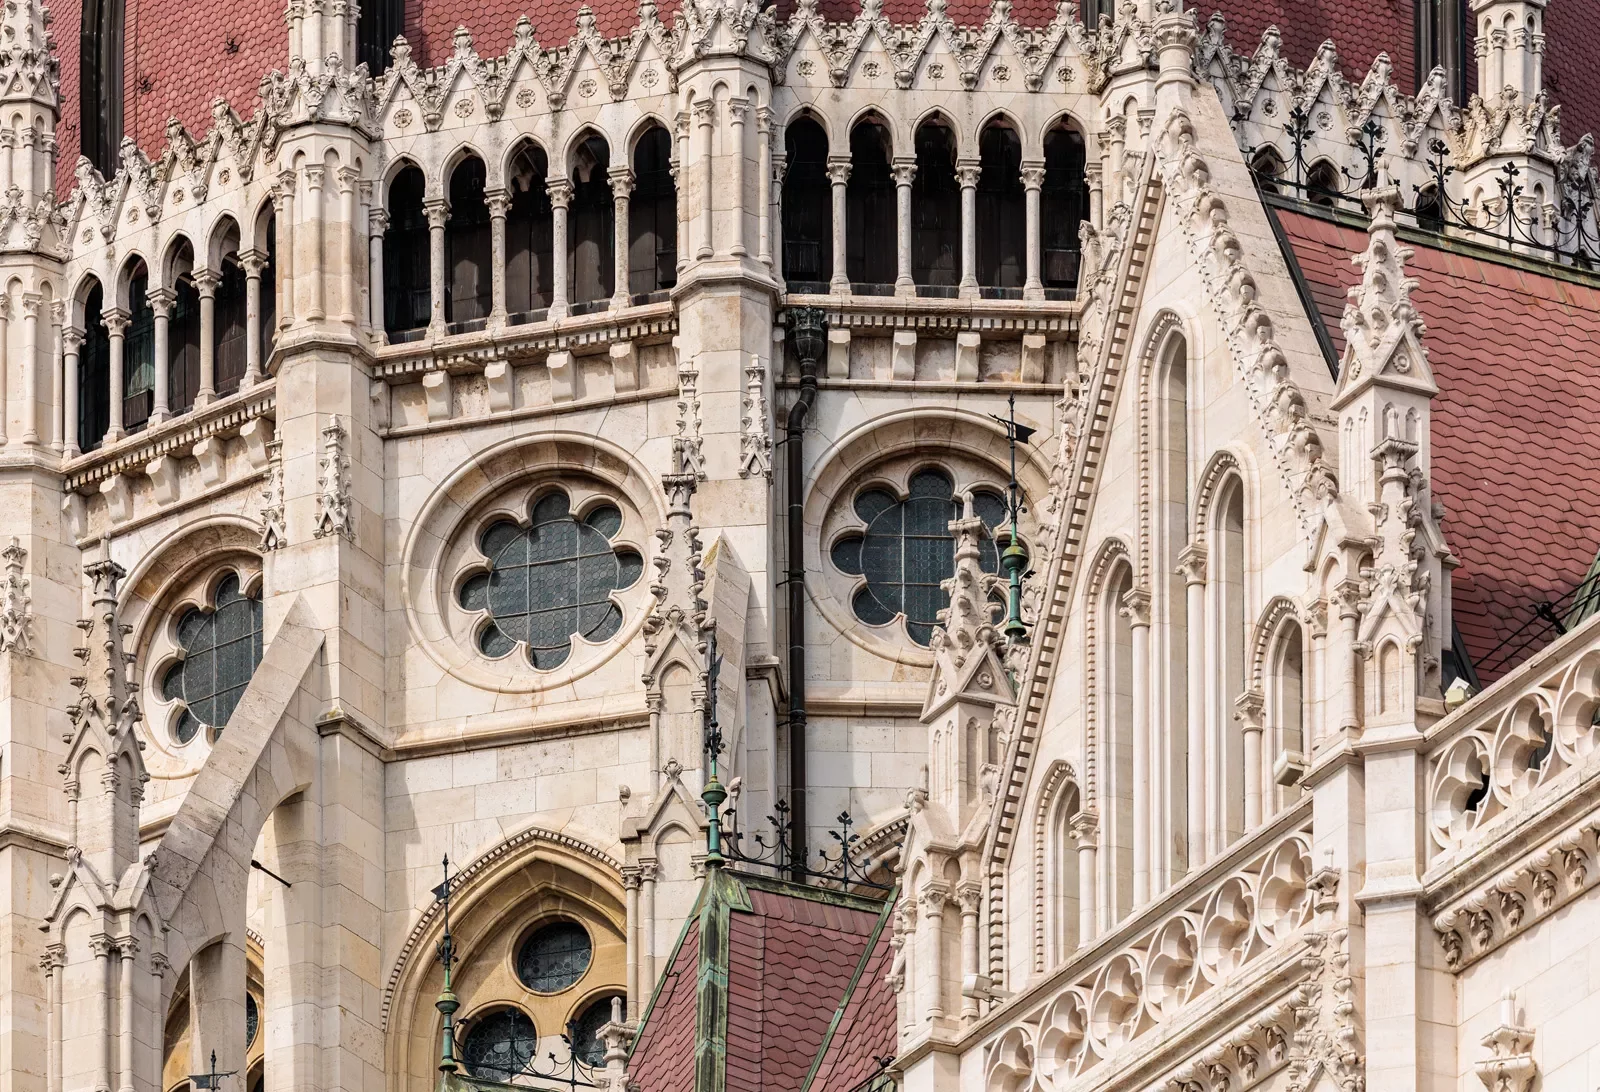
692, 865, 751, 1092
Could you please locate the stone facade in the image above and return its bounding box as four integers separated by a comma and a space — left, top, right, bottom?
0, 0, 1596, 1091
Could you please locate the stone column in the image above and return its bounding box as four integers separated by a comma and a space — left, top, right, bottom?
149, 288, 174, 423
305, 165, 327, 321
673, 112, 690, 276
548, 179, 572, 320
770, 151, 786, 280
61, 327, 81, 457
43, 945, 63, 1092
957, 160, 980, 298
194, 270, 219, 406
623, 867, 641, 1020
91, 934, 113, 1092
337, 167, 358, 325
640, 861, 658, 988
1237, 689, 1265, 830
919, 887, 948, 1022
892, 158, 916, 298
827, 158, 850, 294
19, 292, 39, 443
0, 294, 10, 445
609, 166, 634, 309
116, 938, 136, 1092
240, 251, 267, 386
1336, 581, 1362, 734
956, 883, 982, 1023
425, 198, 447, 334
1021, 160, 1045, 299
50, 299, 63, 451
104, 309, 127, 441
368, 208, 388, 340
1178, 544, 1207, 867
694, 100, 716, 259
728, 98, 749, 256
486, 190, 508, 326
756, 106, 773, 268
1123, 585, 1151, 906
1071, 811, 1100, 941
274, 175, 296, 329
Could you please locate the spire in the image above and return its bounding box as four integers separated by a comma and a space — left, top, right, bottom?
0, 0, 58, 110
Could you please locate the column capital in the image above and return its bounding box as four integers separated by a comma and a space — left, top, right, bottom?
424, 199, 448, 229
484, 188, 509, 217
368, 206, 391, 233
336, 165, 359, 192
238, 248, 269, 277
1119, 583, 1152, 627
62, 325, 85, 351
114, 935, 140, 959
1068, 808, 1100, 843
727, 96, 750, 123
192, 269, 221, 297
1233, 687, 1265, 731
1176, 542, 1207, 585
957, 159, 982, 188
622, 865, 642, 889
102, 307, 130, 336
608, 165, 635, 196
638, 859, 659, 883
304, 164, 326, 189
918, 882, 951, 917
755, 104, 774, 132
891, 157, 917, 187
50, 298, 65, 324
146, 287, 176, 318
691, 99, 716, 125
19, 291, 40, 317
1020, 160, 1046, 190
826, 157, 852, 185
358, 179, 374, 204
955, 881, 984, 915
546, 178, 573, 208
1306, 599, 1330, 638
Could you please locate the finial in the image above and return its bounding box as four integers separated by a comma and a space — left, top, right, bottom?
701, 630, 726, 867
433, 855, 461, 1073
988, 394, 1036, 643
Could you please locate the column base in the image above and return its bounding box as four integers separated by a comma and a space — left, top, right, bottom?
830, 278, 851, 296
895, 279, 916, 299
195, 389, 216, 408
958, 283, 980, 300
149, 410, 170, 425
1024, 284, 1045, 302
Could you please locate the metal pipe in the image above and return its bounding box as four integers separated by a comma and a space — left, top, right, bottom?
785, 306, 825, 876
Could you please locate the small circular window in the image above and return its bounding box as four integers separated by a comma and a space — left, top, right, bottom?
461, 1008, 537, 1081
162, 573, 264, 743
570, 994, 625, 1066
516, 921, 593, 994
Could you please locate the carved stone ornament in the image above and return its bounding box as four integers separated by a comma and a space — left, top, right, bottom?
0, 537, 33, 655
1474, 991, 1536, 1092
313, 416, 354, 541
260, 439, 287, 551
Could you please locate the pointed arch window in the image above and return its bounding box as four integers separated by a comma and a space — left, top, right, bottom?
357, 0, 404, 74
629, 125, 677, 297
78, 282, 112, 451
123, 264, 155, 432
446, 155, 493, 330
781, 116, 832, 289
846, 120, 896, 290
80, 0, 124, 176
506, 143, 555, 320
1041, 124, 1089, 297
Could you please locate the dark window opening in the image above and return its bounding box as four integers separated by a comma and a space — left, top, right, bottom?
461, 1009, 536, 1083
215, 255, 248, 395
782, 116, 831, 289
384, 166, 431, 336
1414, 184, 1444, 232
357, 0, 403, 74
78, 282, 111, 452
977, 123, 1026, 289
1306, 161, 1341, 208
571, 995, 625, 1067
1085, 0, 1114, 28
446, 156, 492, 328
629, 125, 678, 296
79, 0, 124, 177
506, 144, 554, 320
1041, 125, 1089, 296
1250, 146, 1286, 195
123, 264, 154, 432
570, 134, 615, 306
1416, 0, 1467, 99
260, 215, 278, 363
912, 120, 959, 288
169, 267, 201, 416
161, 572, 264, 744
846, 120, 896, 288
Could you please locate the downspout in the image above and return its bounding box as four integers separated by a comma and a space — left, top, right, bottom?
785, 306, 826, 878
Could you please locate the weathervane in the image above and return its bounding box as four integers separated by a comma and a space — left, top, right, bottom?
701, 630, 727, 866
988, 394, 1035, 642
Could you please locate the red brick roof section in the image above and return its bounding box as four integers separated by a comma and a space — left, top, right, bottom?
1274, 207, 1600, 678
1543, 0, 1600, 145
804, 916, 897, 1092
401, 0, 682, 68
628, 918, 701, 1092
728, 887, 884, 1092
1200, 1, 1415, 93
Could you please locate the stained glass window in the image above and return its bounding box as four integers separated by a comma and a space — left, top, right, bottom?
459, 492, 643, 670
571, 994, 624, 1066
461, 1008, 537, 1081
830, 470, 1010, 646
245, 993, 259, 1048
162, 574, 264, 744
516, 921, 592, 994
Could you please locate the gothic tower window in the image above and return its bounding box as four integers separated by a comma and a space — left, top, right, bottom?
1103, 560, 1135, 923
506, 142, 554, 320
1041, 122, 1089, 297
1416, 0, 1467, 99
80, 0, 124, 177
161, 573, 265, 745
78, 280, 111, 451
215, 251, 250, 395
1157, 334, 1191, 874
357, 0, 404, 73
976, 119, 1026, 292
781, 115, 831, 289
168, 240, 202, 415
569, 133, 615, 308
629, 124, 678, 298
446, 154, 493, 329
911, 117, 959, 289
846, 118, 896, 289
1212, 476, 1247, 848
384, 165, 431, 338
123, 260, 155, 432
456, 490, 644, 670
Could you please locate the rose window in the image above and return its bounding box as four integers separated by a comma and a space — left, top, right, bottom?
829, 469, 1010, 645
457, 492, 643, 669
461, 1008, 537, 1081
162, 573, 264, 744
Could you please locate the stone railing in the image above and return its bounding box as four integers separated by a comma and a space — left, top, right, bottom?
979, 805, 1313, 1092
1424, 611, 1600, 860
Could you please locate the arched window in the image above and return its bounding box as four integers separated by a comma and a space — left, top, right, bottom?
506, 143, 554, 321
161, 573, 264, 745
1048, 782, 1081, 962
781, 116, 831, 289
1104, 561, 1135, 923
123, 262, 154, 432
1250, 146, 1286, 195
215, 253, 249, 395
1041, 124, 1089, 298
1414, 184, 1444, 231
1268, 620, 1306, 815
446, 155, 493, 330
571, 995, 625, 1066
79, 0, 124, 176
461, 1009, 537, 1082
78, 282, 111, 451
260, 214, 278, 359
911, 118, 959, 290
1157, 336, 1190, 875
1213, 477, 1247, 848
168, 241, 201, 415
357, 0, 403, 74
977, 121, 1026, 292
629, 125, 677, 298
1305, 161, 1340, 208
570, 134, 615, 309
846, 119, 896, 290
384, 167, 431, 337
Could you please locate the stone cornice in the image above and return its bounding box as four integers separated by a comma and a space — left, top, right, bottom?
63, 383, 276, 492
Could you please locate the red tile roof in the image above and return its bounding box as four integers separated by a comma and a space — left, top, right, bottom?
803, 915, 897, 1092
1275, 206, 1600, 678
1543, 0, 1600, 146
1201, 1, 1415, 93
628, 917, 700, 1092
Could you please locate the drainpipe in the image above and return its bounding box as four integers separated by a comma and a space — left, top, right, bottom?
785, 306, 826, 878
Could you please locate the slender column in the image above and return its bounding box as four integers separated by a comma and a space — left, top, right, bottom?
358, 180, 374, 330
19, 291, 38, 443
756, 106, 774, 267
0, 131, 13, 193
957, 160, 980, 298
194, 270, 219, 406
1308, 601, 1329, 747
609, 166, 634, 309
728, 98, 749, 256
1124, 586, 1152, 907
1071, 812, 1100, 942
548, 179, 572, 320
956, 884, 982, 1022
1087, 163, 1104, 231
0, 294, 11, 446
673, 112, 690, 275
1021, 161, 1045, 299
62, 326, 81, 457
1336, 582, 1363, 732
424, 198, 447, 334
20, 127, 34, 201
1179, 544, 1207, 867
1238, 691, 1264, 829
920, 887, 948, 1021
486, 190, 507, 326
892, 158, 916, 297
240, 251, 266, 386
274, 174, 295, 329
367, 210, 388, 340
827, 158, 850, 293
43, 945, 63, 1092
50, 299, 63, 451
640, 861, 658, 987
104, 309, 127, 441
337, 167, 358, 324
148, 288, 174, 423
305, 165, 327, 320
770, 151, 786, 279
623, 868, 641, 1018
694, 100, 715, 258
117, 938, 137, 1092
92, 934, 113, 1092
